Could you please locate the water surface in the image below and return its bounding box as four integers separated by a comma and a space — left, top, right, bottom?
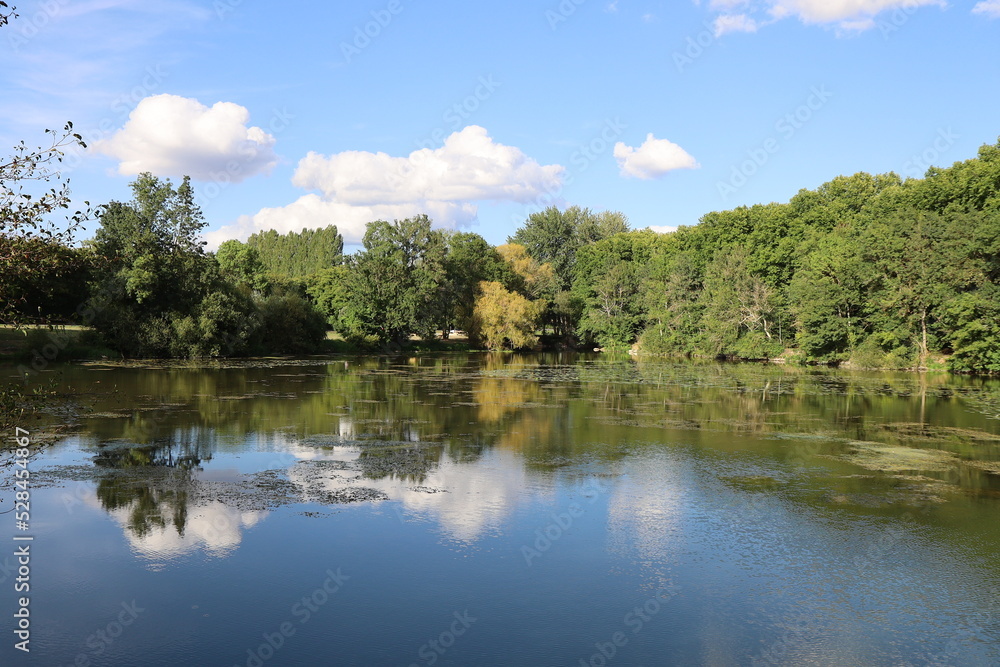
2, 354, 999, 665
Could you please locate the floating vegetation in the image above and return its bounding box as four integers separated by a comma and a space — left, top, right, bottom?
963, 460, 1000, 475
720, 475, 789, 492
838, 441, 958, 473
311, 487, 388, 503
877, 422, 1000, 444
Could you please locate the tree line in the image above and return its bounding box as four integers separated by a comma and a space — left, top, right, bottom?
5, 135, 1000, 371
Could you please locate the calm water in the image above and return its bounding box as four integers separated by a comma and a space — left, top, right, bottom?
2, 353, 1000, 666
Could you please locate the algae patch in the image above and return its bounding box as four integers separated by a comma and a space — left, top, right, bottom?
839, 441, 957, 473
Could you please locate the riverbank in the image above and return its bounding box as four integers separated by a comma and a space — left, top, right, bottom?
0, 324, 969, 377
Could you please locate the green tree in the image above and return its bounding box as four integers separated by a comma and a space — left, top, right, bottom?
701, 247, 783, 359
942, 285, 1000, 372
247, 225, 343, 279
342, 216, 447, 347
639, 249, 705, 354
572, 230, 661, 348
90, 174, 258, 357
510, 205, 630, 290
1, 122, 92, 324
441, 232, 513, 334
788, 229, 869, 361
305, 265, 353, 331
216, 240, 269, 294
253, 289, 329, 354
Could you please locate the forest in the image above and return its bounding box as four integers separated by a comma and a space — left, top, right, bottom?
4, 129, 1000, 373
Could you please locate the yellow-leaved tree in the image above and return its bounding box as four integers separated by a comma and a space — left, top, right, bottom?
496, 243, 557, 300
471, 281, 543, 350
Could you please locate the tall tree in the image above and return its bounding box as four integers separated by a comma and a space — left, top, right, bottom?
441, 232, 513, 334
247, 225, 344, 279
470, 281, 543, 351
90, 174, 257, 357
216, 240, 269, 294
700, 247, 782, 359
509, 205, 630, 290
342, 216, 447, 346
788, 229, 870, 361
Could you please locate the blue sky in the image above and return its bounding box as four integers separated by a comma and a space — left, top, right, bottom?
2, 0, 998, 249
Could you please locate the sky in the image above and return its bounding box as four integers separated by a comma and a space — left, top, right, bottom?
2, 0, 998, 250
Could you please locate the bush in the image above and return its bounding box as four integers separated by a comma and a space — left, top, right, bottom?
252, 291, 328, 354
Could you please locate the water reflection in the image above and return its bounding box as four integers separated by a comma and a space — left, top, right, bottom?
8, 354, 1000, 665
371, 449, 545, 543
27, 354, 1000, 558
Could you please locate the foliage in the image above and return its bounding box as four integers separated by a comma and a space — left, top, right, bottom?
470, 281, 543, 350
246, 225, 343, 279
497, 243, 557, 301
700, 247, 784, 359
787, 229, 868, 361
1, 123, 93, 324
216, 240, 269, 294
305, 265, 352, 331
629, 139, 1000, 369
640, 247, 703, 354
440, 232, 514, 334
509, 205, 630, 290
340, 216, 448, 347
573, 230, 664, 349
252, 288, 329, 355
89, 174, 258, 357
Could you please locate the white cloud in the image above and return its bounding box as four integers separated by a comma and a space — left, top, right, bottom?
208, 126, 564, 247
973, 0, 1000, 17
107, 498, 268, 560
93, 94, 278, 182
614, 133, 699, 179
704, 0, 945, 33
714, 13, 760, 35
647, 225, 679, 234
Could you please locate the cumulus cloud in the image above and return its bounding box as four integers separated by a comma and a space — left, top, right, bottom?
973, 0, 1000, 17
704, 0, 945, 33
94, 94, 278, 182
208, 125, 564, 247
614, 134, 699, 179
714, 13, 760, 34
